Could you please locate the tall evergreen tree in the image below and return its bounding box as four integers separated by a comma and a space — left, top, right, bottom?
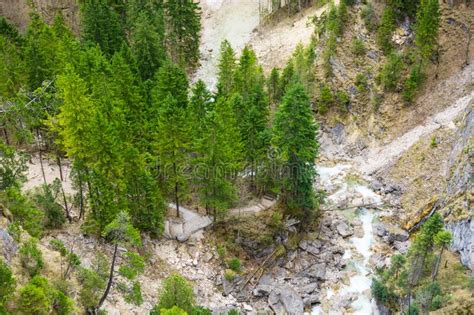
152, 63, 190, 218
194, 97, 243, 220
415, 0, 440, 64
272, 80, 319, 222
130, 12, 167, 81
80, 0, 125, 57
165, 0, 201, 67
216, 40, 236, 96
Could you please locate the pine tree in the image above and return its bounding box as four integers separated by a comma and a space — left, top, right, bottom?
152, 63, 190, 218
194, 97, 243, 220
189, 80, 213, 145
272, 80, 319, 222
267, 67, 281, 104
376, 6, 396, 54
130, 12, 167, 81
80, 0, 125, 57
165, 0, 201, 67
24, 13, 57, 89
415, 0, 440, 64
432, 230, 452, 281
216, 40, 236, 96
95, 211, 142, 312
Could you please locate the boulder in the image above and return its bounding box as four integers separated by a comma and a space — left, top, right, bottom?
268, 284, 304, 315
306, 263, 327, 280
0, 229, 17, 263
303, 293, 320, 307
336, 221, 353, 238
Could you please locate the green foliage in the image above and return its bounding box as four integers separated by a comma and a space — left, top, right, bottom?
190, 306, 213, 315
415, 0, 440, 62
120, 281, 143, 306
351, 37, 366, 56
380, 53, 404, 91
0, 259, 15, 312
227, 309, 240, 315
317, 84, 334, 114
361, 3, 377, 32
217, 245, 227, 261
217, 40, 237, 96
15, 276, 74, 315
272, 81, 319, 221
118, 252, 145, 280
160, 306, 187, 315
49, 239, 81, 279
387, 0, 420, 19
267, 67, 281, 103
80, 0, 125, 57
403, 66, 424, 103
153, 274, 195, 314
336, 90, 350, 112
165, 0, 201, 67
33, 182, 66, 229
77, 254, 108, 309
0, 142, 28, 190
355, 73, 368, 93
371, 278, 395, 304
227, 258, 241, 271
376, 7, 396, 54
19, 238, 44, 277
224, 269, 236, 282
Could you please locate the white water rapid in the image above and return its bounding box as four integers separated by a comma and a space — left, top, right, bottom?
313, 165, 383, 314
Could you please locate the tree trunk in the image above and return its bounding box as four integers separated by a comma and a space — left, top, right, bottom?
57, 155, 64, 181
173, 162, 180, 218
96, 243, 118, 311
78, 175, 85, 220
432, 246, 444, 281
36, 129, 47, 186
60, 182, 72, 223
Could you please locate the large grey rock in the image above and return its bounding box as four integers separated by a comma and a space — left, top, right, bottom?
306, 263, 327, 280
303, 293, 320, 307
336, 221, 353, 238
268, 284, 304, 315
0, 228, 17, 263
446, 219, 474, 271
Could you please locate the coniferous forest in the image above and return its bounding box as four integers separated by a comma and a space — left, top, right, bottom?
1, 0, 472, 314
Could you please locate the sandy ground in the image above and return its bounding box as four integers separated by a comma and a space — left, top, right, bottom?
250, 0, 339, 72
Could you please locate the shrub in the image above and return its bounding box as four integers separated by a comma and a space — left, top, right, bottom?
160, 306, 187, 315
0, 141, 28, 190
227, 309, 240, 315
270, 211, 283, 229
123, 281, 143, 306
317, 84, 333, 114
371, 93, 383, 112
217, 245, 227, 261
371, 278, 394, 304
336, 90, 350, 111
403, 66, 424, 103
7, 221, 22, 243
3, 187, 44, 237
361, 3, 377, 32
227, 258, 241, 271
351, 37, 366, 56
376, 7, 396, 54
152, 274, 195, 314
34, 182, 65, 229
19, 238, 44, 277
0, 259, 15, 312
15, 276, 74, 315
380, 53, 403, 91
190, 306, 213, 315
77, 254, 108, 309
355, 73, 368, 92
224, 269, 236, 282
430, 136, 438, 148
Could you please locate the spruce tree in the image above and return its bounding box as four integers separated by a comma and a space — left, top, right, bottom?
165, 0, 201, 67
272, 79, 319, 222
415, 0, 440, 64
152, 63, 190, 218
130, 12, 167, 81
194, 97, 243, 220
216, 40, 236, 96
80, 0, 125, 57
